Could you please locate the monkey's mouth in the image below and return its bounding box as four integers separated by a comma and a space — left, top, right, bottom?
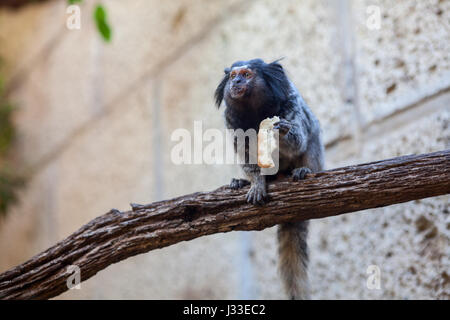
230, 86, 246, 99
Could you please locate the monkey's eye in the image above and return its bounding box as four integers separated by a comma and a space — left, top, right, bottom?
244, 72, 252, 78
230, 73, 236, 79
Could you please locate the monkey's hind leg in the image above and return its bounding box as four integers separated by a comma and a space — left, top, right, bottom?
229, 178, 250, 190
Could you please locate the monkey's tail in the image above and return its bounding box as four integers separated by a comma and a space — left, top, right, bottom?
277, 220, 310, 300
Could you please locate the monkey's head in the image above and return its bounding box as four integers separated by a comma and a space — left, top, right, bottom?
214, 59, 291, 110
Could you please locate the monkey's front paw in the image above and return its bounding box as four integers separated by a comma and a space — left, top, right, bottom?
273, 119, 292, 136
292, 167, 312, 181
246, 184, 268, 206
230, 178, 250, 190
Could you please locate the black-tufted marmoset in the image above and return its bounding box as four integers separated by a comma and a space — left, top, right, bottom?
215, 59, 325, 299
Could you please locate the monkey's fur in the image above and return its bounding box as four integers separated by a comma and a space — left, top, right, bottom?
215, 59, 324, 299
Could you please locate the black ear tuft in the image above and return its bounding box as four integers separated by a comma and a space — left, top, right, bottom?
214, 73, 229, 108
261, 60, 291, 102
224, 67, 231, 74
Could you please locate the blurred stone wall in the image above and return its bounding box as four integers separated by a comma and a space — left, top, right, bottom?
0, 0, 448, 299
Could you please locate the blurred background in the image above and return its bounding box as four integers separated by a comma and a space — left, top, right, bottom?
0, 0, 448, 299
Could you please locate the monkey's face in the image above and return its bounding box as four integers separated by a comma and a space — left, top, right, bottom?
227, 66, 255, 100
215, 58, 287, 110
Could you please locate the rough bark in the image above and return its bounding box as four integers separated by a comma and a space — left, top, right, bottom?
0, 150, 449, 300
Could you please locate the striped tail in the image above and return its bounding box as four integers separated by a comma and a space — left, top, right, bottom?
277, 220, 310, 299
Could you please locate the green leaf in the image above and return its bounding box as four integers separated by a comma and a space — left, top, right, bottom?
0, 168, 25, 216
94, 5, 112, 42
0, 102, 15, 156
68, 0, 83, 4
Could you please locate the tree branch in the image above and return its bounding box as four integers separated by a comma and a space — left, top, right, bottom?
0, 150, 449, 299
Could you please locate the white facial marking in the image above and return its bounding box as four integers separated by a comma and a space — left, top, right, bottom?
231, 65, 249, 72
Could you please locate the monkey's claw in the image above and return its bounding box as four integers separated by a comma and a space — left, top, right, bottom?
292, 167, 312, 181
246, 184, 268, 206
273, 119, 292, 136
230, 178, 250, 190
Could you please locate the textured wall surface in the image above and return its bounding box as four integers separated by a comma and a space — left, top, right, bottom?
0, 0, 448, 299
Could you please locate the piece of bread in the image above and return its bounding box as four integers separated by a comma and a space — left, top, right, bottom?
257, 116, 280, 168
